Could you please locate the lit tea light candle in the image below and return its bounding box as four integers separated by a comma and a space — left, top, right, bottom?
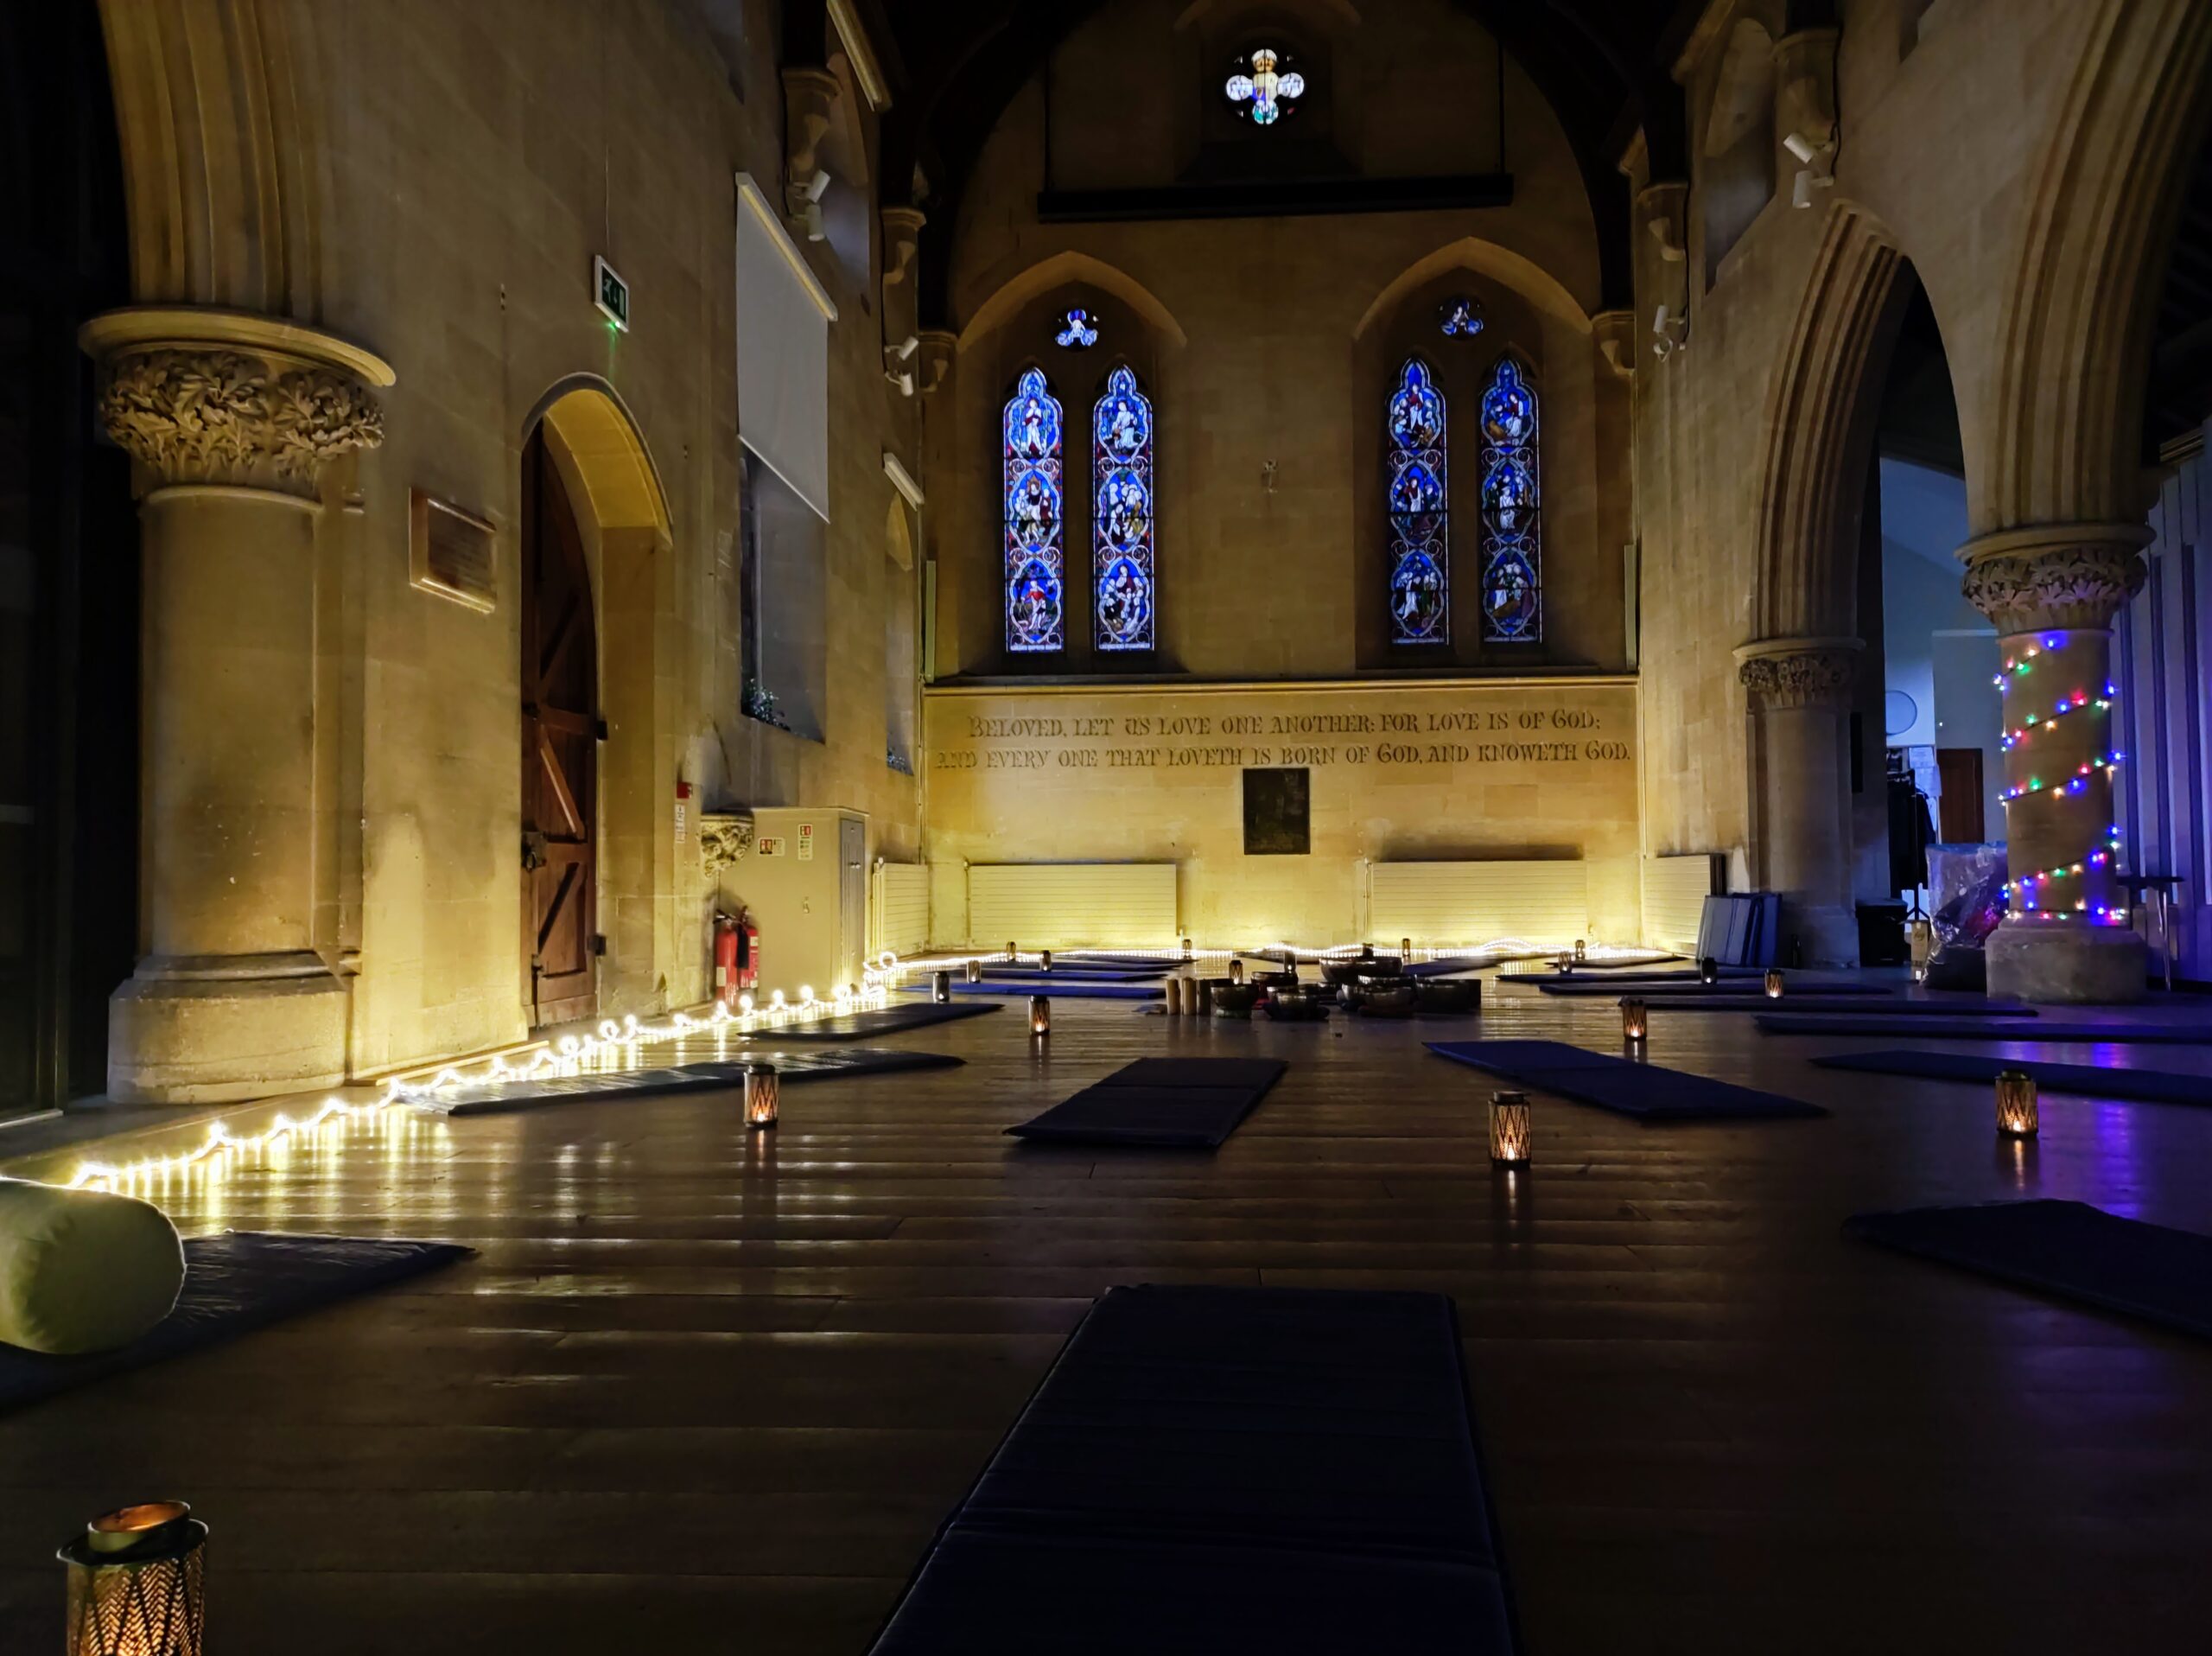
1489, 1091, 1531, 1169
1030, 996, 1052, 1037
931, 970, 952, 1004
1621, 997, 1648, 1044
1764, 969, 1785, 999
1995, 1068, 2038, 1137
1698, 957, 1720, 986
744, 1062, 779, 1131
61, 1502, 208, 1656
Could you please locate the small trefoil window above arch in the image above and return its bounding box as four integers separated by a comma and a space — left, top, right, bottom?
1225, 48, 1306, 126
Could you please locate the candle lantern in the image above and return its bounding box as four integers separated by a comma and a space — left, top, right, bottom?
1554, 952, 1573, 975
1621, 997, 1649, 1044
1007, 940, 1018, 961
1574, 939, 1587, 961
1698, 956, 1720, 986
1995, 1068, 2039, 1138
1401, 937, 1413, 958
1361, 943, 1375, 960
1030, 996, 1052, 1037
931, 970, 952, 1004
1039, 949, 1053, 971
1764, 969, 1785, 999
1489, 1092, 1532, 1168
1909, 917, 1934, 984
964, 959, 982, 984
743, 1062, 779, 1130
1181, 936, 1193, 961
60, 1502, 207, 1656
1165, 978, 1184, 1016
1229, 959, 1244, 984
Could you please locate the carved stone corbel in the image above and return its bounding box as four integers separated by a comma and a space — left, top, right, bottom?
916, 329, 957, 396
1592, 309, 1637, 378
880, 206, 925, 289
1735, 638, 1860, 710
783, 65, 842, 224
699, 813, 756, 875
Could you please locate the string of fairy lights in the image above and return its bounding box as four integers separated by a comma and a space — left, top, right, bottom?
1993, 635, 2131, 924
59, 937, 1667, 1195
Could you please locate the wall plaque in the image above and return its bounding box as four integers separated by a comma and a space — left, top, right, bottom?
410, 489, 497, 613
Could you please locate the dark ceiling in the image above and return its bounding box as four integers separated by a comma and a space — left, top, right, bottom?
831, 0, 1745, 322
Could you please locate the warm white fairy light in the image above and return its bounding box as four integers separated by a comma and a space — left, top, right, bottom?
63, 984, 891, 1195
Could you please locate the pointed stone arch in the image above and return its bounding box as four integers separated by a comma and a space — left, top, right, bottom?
957, 252, 1187, 354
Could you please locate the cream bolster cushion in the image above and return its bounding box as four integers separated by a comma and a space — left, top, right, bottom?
0, 1178, 185, 1355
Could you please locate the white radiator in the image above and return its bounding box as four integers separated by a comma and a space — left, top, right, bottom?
1643, 853, 1723, 952
1369, 860, 1587, 947
966, 863, 1178, 949
873, 862, 930, 959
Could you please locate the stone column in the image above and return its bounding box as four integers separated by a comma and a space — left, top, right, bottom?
1961, 525, 2150, 1003
80, 309, 392, 1102
1737, 639, 1861, 965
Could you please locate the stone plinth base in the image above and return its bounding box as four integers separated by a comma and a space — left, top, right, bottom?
1986, 921, 2147, 1005
109, 952, 348, 1104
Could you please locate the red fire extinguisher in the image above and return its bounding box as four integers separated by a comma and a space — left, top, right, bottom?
715, 910, 760, 1005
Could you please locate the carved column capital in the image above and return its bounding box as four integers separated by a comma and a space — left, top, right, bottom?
1959, 523, 2152, 633
916, 329, 957, 396
880, 206, 925, 288
699, 813, 756, 875
783, 65, 842, 222
1735, 637, 1860, 710
79, 308, 392, 496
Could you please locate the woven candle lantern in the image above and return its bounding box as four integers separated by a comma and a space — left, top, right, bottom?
1764, 969, 1785, 999
1909, 917, 1933, 984
931, 970, 952, 1003
1030, 996, 1052, 1037
964, 959, 982, 984
1165, 978, 1184, 1016
1181, 936, 1193, 961
1489, 1092, 1531, 1168
1554, 951, 1573, 974
1006, 939, 1018, 961
60, 1503, 207, 1656
743, 1061, 779, 1130
1698, 956, 1720, 985
1995, 1068, 2039, 1138
1574, 939, 1586, 961
1621, 997, 1648, 1044
1229, 959, 1244, 984
1401, 936, 1413, 958
1039, 949, 1053, 971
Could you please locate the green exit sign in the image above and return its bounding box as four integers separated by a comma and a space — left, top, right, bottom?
594, 255, 630, 333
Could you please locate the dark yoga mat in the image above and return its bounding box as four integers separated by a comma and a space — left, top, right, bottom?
1427, 1039, 1826, 1120
1760, 1013, 2212, 1042
0, 1232, 469, 1415
766, 1002, 1001, 1041
981, 964, 1171, 982
1811, 1049, 2212, 1107
421, 1048, 960, 1115
868, 1283, 1516, 1654
1619, 995, 2032, 1016
1530, 979, 1889, 997
1847, 1201, 2212, 1342
903, 979, 1165, 1000
1500, 966, 1756, 985
1007, 1057, 1287, 1147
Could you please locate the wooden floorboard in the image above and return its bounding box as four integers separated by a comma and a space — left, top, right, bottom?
4, 975, 2212, 1652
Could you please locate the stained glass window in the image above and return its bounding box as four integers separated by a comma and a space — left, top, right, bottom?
1093, 365, 1154, 652
1479, 358, 1541, 641
1386, 358, 1448, 645
1003, 367, 1065, 653
1438, 295, 1484, 337
1225, 47, 1306, 125
1056, 309, 1098, 349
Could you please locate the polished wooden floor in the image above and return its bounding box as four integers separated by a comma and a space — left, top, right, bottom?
5, 976, 2212, 1653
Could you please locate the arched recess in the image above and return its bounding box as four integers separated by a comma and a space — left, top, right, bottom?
1351, 237, 1594, 341
1748, 204, 1908, 645
1981, 0, 2212, 534
522, 379, 678, 1022
957, 252, 1188, 355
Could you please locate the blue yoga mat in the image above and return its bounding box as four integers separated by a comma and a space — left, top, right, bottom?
1759, 1014, 2210, 1042
972, 965, 1171, 982
1007, 1058, 1287, 1147
0, 1232, 470, 1415
904, 980, 1165, 1000
1499, 967, 1758, 985
1427, 1039, 1826, 1120
1617, 995, 2031, 1016
420, 1048, 960, 1115
1811, 1049, 2212, 1107
1531, 980, 1888, 997
763, 1003, 1000, 1041
1847, 1201, 2212, 1342
868, 1284, 1516, 1654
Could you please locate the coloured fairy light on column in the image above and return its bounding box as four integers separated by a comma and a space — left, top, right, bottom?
1030, 995, 1052, 1037
1993, 639, 2129, 927
60, 1502, 207, 1656
743, 1061, 779, 1130
1994, 1067, 2038, 1138
1489, 1091, 1531, 1168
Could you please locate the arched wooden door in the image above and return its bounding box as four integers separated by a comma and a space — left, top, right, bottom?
520, 428, 599, 1027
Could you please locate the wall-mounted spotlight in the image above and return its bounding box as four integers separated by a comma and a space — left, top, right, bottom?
1783, 130, 1836, 209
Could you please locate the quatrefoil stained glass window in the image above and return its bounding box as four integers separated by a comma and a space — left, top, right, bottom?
1225, 48, 1306, 126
